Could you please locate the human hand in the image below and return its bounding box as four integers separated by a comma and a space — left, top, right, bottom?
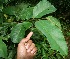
17, 32, 37, 59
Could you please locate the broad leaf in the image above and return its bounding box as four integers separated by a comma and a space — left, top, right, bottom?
10, 22, 32, 43
3, 2, 29, 15
0, 39, 7, 58
3, 6, 16, 15
19, 7, 33, 20
3, 2, 32, 20
15, 2, 29, 20
0, 0, 8, 3
47, 16, 61, 29
33, 0, 56, 18
35, 20, 68, 56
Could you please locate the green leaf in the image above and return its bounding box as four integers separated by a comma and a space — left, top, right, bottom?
0, 36, 8, 41
10, 22, 32, 43
3, 6, 16, 15
4, 0, 8, 3
0, 0, 8, 3
35, 20, 68, 56
22, 22, 32, 29
15, 2, 29, 20
0, 13, 3, 23
3, 2, 29, 16
0, 3, 3, 12
0, 39, 7, 58
47, 16, 61, 29
3, 2, 32, 20
8, 49, 16, 59
19, 7, 33, 20
0, 0, 4, 3
42, 48, 48, 59
33, 0, 56, 18
67, 32, 70, 36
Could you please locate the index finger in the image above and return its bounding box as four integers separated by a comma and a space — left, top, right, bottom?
19, 32, 33, 44
26, 32, 33, 40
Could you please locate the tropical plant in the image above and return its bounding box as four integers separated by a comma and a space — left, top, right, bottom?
0, 0, 68, 59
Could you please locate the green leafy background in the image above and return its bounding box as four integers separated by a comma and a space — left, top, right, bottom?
0, 0, 70, 59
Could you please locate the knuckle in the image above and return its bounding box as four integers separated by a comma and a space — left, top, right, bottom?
32, 43, 35, 46
30, 40, 32, 42
34, 47, 37, 51
23, 38, 28, 40
29, 40, 32, 43
27, 43, 30, 46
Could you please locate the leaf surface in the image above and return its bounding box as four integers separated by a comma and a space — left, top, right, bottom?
35, 20, 68, 55
19, 7, 33, 20
33, 0, 56, 18
11, 22, 32, 43
47, 16, 61, 29
0, 39, 7, 58
3, 2, 29, 15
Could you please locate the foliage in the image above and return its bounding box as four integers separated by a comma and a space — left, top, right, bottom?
0, 0, 69, 59
35, 19, 67, 55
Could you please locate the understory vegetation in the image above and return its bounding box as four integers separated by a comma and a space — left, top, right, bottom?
0, 0, 70, 59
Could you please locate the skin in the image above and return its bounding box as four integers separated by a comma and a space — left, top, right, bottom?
17, 32, 37, 59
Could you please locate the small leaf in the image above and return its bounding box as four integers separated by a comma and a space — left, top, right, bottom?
33, 0, 56, 18
0, 39, 7, 58
35, 20, 68, 56
10, 22, 32, 43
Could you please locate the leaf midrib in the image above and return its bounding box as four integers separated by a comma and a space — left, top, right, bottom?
36, 20, 65, 54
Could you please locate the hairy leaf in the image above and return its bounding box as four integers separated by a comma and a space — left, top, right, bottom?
33, 0, 56, 18
10, 22, 32, 43
35, 20, 68, 56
